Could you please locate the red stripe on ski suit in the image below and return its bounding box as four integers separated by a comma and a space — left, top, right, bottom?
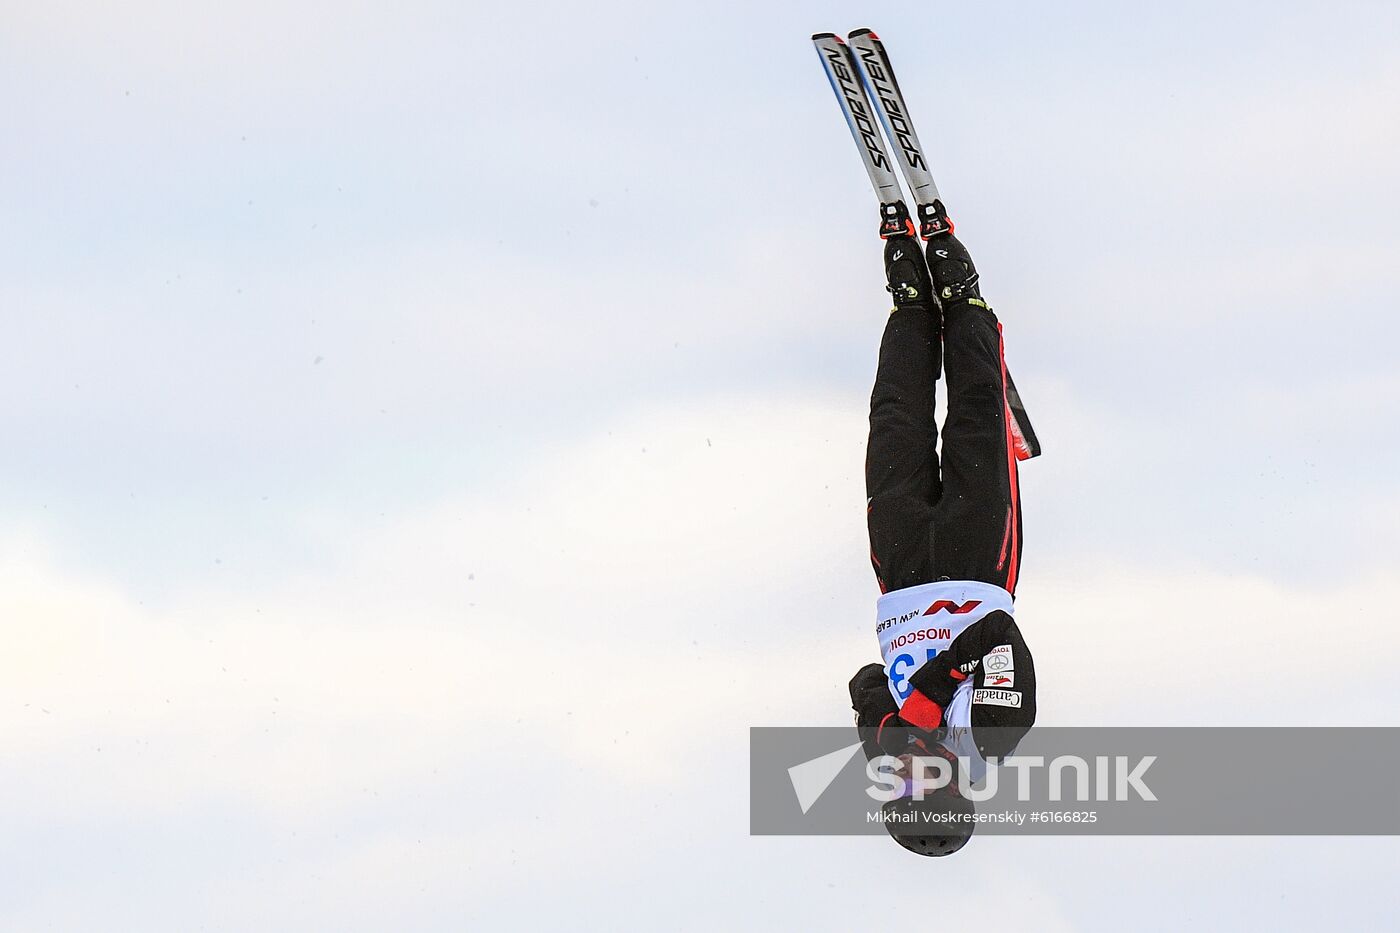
996, 322, 1022, 596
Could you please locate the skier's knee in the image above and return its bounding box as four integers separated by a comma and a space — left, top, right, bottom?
945, 379, 1004, 418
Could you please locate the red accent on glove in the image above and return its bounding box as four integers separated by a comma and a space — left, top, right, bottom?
898, 689, 944, 731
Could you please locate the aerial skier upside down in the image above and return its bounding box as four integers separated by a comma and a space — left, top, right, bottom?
812, 30, 1042, 856
849, 223, 1041, 857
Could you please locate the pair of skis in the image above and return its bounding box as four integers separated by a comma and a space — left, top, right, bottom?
814, 29, 1042, 461
812, 29, 951, 241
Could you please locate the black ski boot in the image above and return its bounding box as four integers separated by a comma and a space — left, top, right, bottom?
925, 233, 982, 303
883, 234, 935, 312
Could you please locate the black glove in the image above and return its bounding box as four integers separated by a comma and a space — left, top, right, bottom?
849, 662, 938, 760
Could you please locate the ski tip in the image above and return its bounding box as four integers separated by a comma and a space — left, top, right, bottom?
810, 31, 843, 42
848, 27, 878, 39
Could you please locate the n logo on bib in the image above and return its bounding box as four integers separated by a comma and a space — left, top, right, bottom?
924, 599, 981, 616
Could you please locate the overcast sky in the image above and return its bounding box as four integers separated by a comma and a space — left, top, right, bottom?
2, 0, 1399, 929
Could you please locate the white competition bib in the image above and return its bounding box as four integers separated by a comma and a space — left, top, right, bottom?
868, 582, 1013, 778
875, 579, 1015, 705
876, 580, 1015, 780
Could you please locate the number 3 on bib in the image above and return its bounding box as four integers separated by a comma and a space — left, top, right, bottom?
886, 647, 941, 700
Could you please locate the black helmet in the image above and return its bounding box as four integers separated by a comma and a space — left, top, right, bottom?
880, 783, 977, 857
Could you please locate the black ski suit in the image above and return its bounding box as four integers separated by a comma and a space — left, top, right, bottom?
865, 297, 1030, 597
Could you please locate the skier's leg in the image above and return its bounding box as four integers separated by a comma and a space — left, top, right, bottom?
866, 235, 941, 593
921, 233, 1035, 761
926, 235, 1023, 594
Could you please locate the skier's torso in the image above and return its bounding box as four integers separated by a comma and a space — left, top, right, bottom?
876, 579, 1015, 770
